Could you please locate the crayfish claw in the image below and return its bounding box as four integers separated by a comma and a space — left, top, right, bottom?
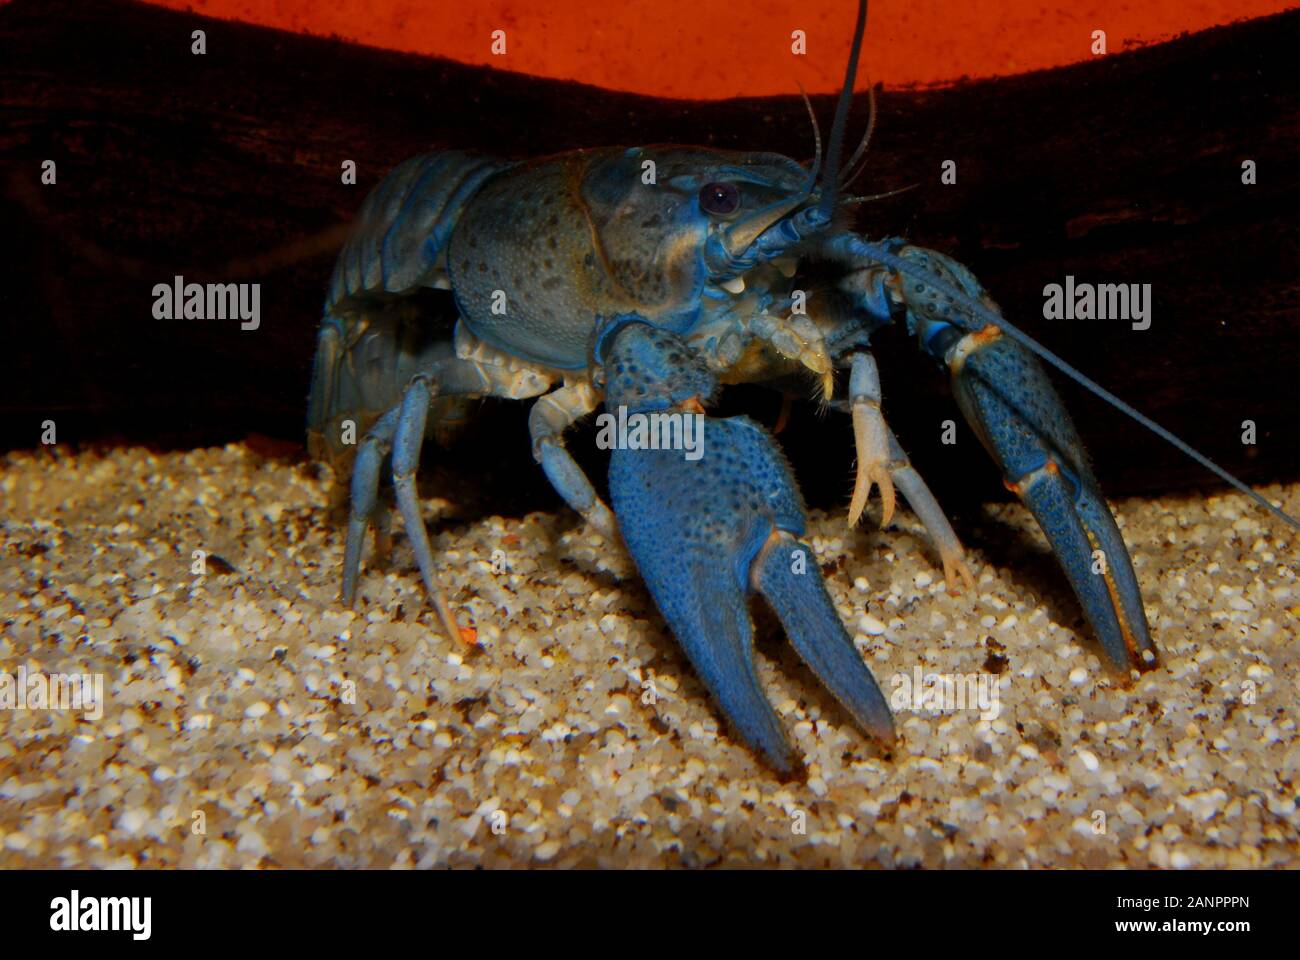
944, 326, 1155, 672
752, 530, 895, 746
602, 322, 893, 770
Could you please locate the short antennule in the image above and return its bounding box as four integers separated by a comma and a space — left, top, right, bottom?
817, 0, 869, 219
796, 83, 823, 194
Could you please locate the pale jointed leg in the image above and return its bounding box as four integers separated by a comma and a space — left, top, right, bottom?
846, 350, 976, 593
528, 381, 616, 537
884, 428, 977, 593
847, 351, 896, 527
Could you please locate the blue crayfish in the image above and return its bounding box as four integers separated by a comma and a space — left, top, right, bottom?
306, 0, 1297, 773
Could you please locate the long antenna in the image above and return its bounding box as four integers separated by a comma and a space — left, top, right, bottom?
796, 83, 822, 189
817, 0, 868, 218
838, 82, 878, 191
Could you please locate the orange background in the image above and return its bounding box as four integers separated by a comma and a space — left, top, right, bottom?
151, 0, 1296, 97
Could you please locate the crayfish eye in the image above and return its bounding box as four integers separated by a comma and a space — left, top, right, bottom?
699, 181, 741, 216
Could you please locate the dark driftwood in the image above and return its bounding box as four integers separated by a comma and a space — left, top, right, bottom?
2, 0, 1298, 511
